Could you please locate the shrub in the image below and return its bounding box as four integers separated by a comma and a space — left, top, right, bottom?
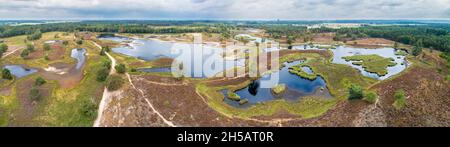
96, 67, 110, 82
393, 90, 406, 109
26, 44, 35, 52
43, 43, 51, 51
79, 97, 97, 119
106, 75, 124, 91
227, 91, 241, 101
364, 91, 378, 104
2, 68, 13, 80
29, 86, 41, 101
35, 77, 46, 86
20, 49, 30, 58
130, 68, 137, 72
44, 55, 50, 60
115, 64, 126, 74
348, 84, 364, 100
76, 39, 83, 45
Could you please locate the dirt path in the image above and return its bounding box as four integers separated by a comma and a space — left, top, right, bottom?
92, 40, 176, 127
3, 46, 22, 58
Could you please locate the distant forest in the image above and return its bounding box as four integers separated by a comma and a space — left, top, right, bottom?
1, 21, 450, 53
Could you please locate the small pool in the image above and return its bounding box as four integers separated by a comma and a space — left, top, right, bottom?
3, 65, 37, 78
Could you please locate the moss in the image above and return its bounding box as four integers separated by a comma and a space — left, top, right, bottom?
227, 91, 241, 101
271, 84, 286, 94
393, 90, 406, 110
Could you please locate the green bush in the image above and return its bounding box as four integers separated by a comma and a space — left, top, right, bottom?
393, 90, 406, 109
96, 67, 110, 82
101, 60, 112, 70
106, 75, 124, 91
115, 64, 126, 74
364, 91, 378, 104
43, 43, 51, 51
2, 68, 13, 80
35, 77, 46, 86
79, 97, 97, 119
348, 84, 364, 100
26, 44, 35, 52
29, 86, 41, 101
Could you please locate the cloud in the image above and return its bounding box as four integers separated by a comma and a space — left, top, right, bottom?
0, 0, 449, 20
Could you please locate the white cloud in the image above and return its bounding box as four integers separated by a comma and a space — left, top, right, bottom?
0, 0, 449, 19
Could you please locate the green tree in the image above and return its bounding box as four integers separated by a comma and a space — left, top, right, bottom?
76, 39, 83, 45
43, 43, 51, 51
394, 42, 399, 49
412, 46, 423, 56
26, 44, 35, 52
2, 68, 13, 80
20, 49, 30, 58
364, 91, 378, 104
35, 77, 46, 86
106, 75, 124, 91
348, 84, 364, 100
79, 97, 97, 119
115, 64, 126, 74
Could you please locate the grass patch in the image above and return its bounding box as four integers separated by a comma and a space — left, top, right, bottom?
342, 54, 397, 76
393, 90, 406, 110
364, 91, 378, 104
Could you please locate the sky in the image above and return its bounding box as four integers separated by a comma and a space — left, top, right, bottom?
1, 0, 450, 20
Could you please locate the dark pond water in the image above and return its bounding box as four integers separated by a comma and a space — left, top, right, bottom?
71, 48, 86, 70
139, 67, 172, 73
3, 65, 37, 78
224, 61, 329, 107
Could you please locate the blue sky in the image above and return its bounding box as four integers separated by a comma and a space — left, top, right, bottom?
1, 0, 450, 20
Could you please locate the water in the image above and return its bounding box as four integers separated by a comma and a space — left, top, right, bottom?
224, 61, 328, 107
3, 65, 37, 78
99, 36, 245, 78
71, 48, 86, 70
294, 45, 408, 80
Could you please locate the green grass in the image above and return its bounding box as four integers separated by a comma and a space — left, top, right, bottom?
271, 84, 286, 94
227, 91, 241, 101
342, 54, 397, 76
393, 90, 406, 110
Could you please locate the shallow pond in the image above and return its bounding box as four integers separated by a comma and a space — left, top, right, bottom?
3, 65, 37, 78
295, 45, 408, 80
71, 48, 86, 70
223, 61, 330, 108
100, 36, 245, 78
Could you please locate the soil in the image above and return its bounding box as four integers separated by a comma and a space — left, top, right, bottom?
39, 62, 84, 88
346, 38, 395, 48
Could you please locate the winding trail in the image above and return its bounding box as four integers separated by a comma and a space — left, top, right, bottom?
92, 41, 176, 127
